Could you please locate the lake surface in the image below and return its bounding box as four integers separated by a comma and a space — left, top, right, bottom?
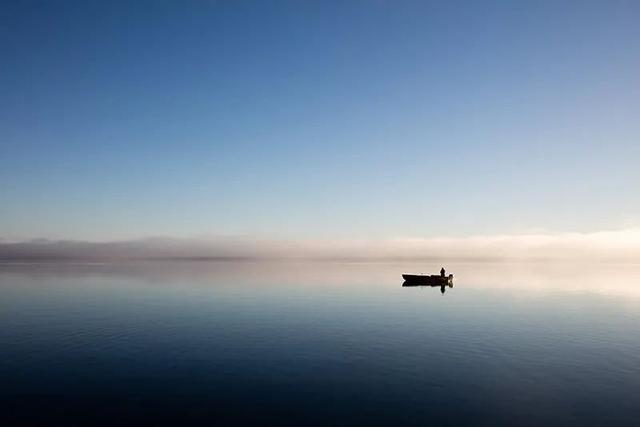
1, 261, 639, 426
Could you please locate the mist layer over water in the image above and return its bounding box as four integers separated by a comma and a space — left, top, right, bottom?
1, 261, 639, 426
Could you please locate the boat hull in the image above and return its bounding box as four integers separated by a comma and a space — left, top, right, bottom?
402, 274, 453, 286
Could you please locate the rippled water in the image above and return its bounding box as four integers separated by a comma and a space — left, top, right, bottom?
1, 261, 639, 426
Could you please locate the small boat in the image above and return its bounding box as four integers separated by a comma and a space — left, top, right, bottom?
402, 273, 453, 286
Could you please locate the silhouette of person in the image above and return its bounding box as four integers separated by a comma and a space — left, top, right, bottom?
440, 267, 445, 277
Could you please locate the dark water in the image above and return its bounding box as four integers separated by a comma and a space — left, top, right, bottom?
1, 261, 639, 426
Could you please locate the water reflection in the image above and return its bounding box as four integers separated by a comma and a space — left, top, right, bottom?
402, 280, 454, 294
1, 261, 640, 426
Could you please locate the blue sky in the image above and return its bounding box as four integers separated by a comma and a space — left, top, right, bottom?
1, 0, 639, 241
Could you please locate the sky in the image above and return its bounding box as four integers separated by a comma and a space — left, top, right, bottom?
1, 0, 639, 244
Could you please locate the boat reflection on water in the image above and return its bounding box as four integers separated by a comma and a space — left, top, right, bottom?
402, 280, 454, 294
402, 272, 454, 294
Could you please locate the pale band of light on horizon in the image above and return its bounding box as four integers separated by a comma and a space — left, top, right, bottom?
1, 228, 639, 261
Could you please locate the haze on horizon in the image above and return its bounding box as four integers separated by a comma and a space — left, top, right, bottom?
2, 1, 639, 252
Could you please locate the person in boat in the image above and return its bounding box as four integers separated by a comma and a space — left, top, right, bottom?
440, 267, 446, 277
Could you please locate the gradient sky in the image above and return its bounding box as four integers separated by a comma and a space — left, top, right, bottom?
1, 0, 639, 241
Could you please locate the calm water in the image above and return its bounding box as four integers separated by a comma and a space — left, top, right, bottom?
1, 261, 639, 426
